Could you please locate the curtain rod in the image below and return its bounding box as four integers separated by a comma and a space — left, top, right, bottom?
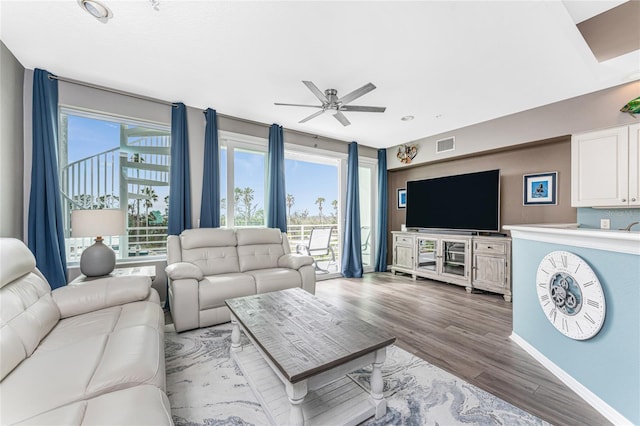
47, 74, 347, 143
48, 74, 178, 108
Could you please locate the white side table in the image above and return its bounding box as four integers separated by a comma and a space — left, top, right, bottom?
71, 265, 156, 284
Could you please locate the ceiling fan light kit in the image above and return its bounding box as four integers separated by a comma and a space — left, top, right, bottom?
275, 81, 386, 126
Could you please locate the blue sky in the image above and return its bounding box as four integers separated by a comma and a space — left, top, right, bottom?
65, 114, 338, 215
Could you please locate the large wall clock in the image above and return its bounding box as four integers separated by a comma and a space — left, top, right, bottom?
536, 251, 606, 340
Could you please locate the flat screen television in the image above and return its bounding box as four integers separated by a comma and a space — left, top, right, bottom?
405, 169, 500, 232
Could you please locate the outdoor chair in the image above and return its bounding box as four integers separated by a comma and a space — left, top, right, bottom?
296, 226, 336, 273
361, 225, 371, 265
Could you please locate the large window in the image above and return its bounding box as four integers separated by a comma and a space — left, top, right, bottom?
220, 133, 267, 228
217, 131, 377, 277
359, 161, 377, 272
285, 151, 341, 274
59, 109, 170, 262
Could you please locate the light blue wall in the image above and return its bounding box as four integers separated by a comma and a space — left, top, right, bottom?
577, 207, 640, 230
512, 238, 639, 424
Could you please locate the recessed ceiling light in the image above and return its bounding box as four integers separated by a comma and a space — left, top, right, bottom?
78, 0, 112, 23
401, 115, 414, 121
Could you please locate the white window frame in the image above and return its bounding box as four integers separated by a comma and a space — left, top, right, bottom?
219, 131, 268, 228
58, 106, 171, 264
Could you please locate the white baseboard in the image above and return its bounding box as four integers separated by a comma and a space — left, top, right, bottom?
510, 333, 633, 426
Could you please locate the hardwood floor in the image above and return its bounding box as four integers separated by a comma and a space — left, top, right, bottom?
315, 273, 612, 426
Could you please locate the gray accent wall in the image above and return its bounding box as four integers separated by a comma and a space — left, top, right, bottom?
0, 41, 24, 239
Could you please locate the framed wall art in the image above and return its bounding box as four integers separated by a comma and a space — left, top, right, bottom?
397, 188, 407, 209
523, 172, 557, 205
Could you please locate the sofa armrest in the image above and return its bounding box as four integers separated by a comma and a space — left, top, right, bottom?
52, 275, 151, 318
278, 253, 313, 270
165, 262, 204, 281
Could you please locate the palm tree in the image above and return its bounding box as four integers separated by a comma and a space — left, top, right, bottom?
234, 187, 257, 225
286, 194, 295, 221
95, 194, 119, 209
315, 197, 325, 224
331, 199, 338, 221
142, 187, 158, 227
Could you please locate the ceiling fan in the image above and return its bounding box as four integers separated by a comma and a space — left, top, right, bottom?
275, 81, 386, 126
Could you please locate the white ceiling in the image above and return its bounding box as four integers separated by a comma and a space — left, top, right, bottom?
1, 1, 638, 149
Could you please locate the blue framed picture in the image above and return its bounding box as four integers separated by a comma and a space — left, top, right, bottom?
397, 188, 407, 209
523, 172, 557, 205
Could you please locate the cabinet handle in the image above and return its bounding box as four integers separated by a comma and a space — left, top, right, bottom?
622, 199, 627, 202
632, 198, 637, 202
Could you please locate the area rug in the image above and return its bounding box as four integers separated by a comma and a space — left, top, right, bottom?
165, 323, 549, 426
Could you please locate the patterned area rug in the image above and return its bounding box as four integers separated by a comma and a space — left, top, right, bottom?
165, 323, 549, 426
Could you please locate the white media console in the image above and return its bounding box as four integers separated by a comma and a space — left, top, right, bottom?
391, 231, 512, 302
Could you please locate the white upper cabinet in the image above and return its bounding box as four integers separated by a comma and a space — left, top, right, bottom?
571, 124, 639, 208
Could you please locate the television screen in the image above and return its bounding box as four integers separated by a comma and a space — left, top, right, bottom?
405, 169, 500, 232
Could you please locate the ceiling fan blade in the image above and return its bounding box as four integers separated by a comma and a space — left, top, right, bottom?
299, 109, 326, 123
339, 82, 376, 105
274, 102, 322, 108
302, 81, 329, 103
341, 105, 386, 113
333, 111, 351, 126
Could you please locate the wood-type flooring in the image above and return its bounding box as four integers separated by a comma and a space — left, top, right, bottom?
315, 273, 612, 426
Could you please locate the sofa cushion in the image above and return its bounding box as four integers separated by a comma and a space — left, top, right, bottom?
37, 301, 163, 352
236, 228, 282, 245
0, 271, 60, 380
246, 268, 302, 294
0, 238, 37, 288
199, 273, 256, 310
182, 245, 241, 275
0, 301, 165, 425
181, 228, 237, 249
237, 244, 285, 272
13, 385, 172, 426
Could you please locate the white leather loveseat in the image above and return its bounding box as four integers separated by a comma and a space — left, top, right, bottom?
0, 238, 172, 425
166, 228, 315, 332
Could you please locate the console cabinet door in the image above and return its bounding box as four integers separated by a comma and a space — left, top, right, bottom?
571, 126, 629, 207
394, 245, 414, 269
472, 238, 511, 301
416, 238, 438, 274
472, 254, 507, 290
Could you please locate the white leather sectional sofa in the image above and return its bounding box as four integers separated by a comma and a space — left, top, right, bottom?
0, 238, 172, 425
166, 228, 315, 332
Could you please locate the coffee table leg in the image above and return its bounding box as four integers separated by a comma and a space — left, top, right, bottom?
230, 315, 241, 352
285, 380, 308, 426
371, 348, 387, 419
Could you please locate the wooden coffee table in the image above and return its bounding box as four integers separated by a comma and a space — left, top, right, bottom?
226, 288, 396, 426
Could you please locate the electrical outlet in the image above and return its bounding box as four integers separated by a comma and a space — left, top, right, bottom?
600, 219, 610, 230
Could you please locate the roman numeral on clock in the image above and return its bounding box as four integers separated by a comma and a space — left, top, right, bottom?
540, 294, 550, 306
562, 318, 568, 332
538, 282, 547, 289
575, 321, 583, 334
586, 299, 600, 309
549, 308, 557, 323
583, 281, 595, 287
561, 255, 568, 268
548, 258, 556, 268
574, 263, 581, 274
584, 312, 596, 324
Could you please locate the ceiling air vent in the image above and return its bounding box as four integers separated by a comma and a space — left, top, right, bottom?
436, 137, 455, 154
